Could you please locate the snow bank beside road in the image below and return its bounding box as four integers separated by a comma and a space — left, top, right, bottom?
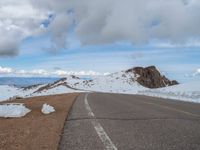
139, 81, 200, 103
0, 103, 31, 118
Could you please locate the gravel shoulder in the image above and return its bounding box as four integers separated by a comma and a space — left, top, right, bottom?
0, 93, 79, 150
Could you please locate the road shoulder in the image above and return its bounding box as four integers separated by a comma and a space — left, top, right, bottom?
0, 93, 79, 150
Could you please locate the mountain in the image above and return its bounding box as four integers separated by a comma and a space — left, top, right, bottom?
0, 66, 179, 101
126, 66, 179, 88
30, 65, 178, 95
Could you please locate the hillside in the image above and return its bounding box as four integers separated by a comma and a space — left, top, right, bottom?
0, 66, 180, 102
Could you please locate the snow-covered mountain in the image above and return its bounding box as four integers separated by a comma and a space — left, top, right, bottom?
69, 71, 146, 93
1, 66, 199, 103
22, 70, 146, 97
0, 69, 146, 101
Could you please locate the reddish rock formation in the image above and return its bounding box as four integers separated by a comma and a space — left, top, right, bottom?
126, 66, 179, 88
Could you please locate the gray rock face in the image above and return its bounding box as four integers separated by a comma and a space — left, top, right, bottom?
126, 66, 179, 88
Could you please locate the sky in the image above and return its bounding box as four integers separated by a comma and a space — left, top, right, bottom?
0, 0, 200, 83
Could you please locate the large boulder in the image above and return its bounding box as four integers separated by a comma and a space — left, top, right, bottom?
126, 66, 179, 88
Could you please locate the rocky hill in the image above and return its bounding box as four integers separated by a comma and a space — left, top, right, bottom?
126, 66, 179, 88
29, 66, 179, 95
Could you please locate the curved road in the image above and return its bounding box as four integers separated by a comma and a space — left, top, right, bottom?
59, 93, 200, 150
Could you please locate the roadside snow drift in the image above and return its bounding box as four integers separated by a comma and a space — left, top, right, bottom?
0, 103, 31, 118
139, 81, 200, 103
41, 103, 55, 114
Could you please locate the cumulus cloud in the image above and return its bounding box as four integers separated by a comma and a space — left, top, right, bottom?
46, 13, 73, 51
37, 0, 200, 45
14, 69, 48, 76
1, 0, 200, 56
0, 66, 13, 74
193, 68, 200, 77
52, 70, 110, 76
0, 66, 109, 76
0, 0, 47, 56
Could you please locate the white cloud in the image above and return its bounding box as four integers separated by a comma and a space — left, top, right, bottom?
15, 69, 48, 76
51, 0, 200, 45
53, 70, 110, 76
193, 68, 200, 77
1, 0, 200, 56
0, 67, 109, 77
53, 70, 68, 76
0, 0, 48, 56
29, 69, 49, 76
0, 66, 13, 74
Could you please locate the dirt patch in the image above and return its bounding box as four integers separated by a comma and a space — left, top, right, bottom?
0, 93, 79, 150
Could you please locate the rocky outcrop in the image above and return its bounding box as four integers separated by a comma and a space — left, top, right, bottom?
126, 66, 179, 88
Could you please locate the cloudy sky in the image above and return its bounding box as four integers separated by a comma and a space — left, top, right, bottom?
0, 0, 200, 82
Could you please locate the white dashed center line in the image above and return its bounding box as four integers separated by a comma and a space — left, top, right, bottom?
84, 93, 118, 150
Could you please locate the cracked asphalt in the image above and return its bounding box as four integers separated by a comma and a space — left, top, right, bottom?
58, 93, 200, 150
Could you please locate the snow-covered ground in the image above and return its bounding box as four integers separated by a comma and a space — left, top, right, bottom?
31, 85, 81, 97
0, 85, 44, 102
0, 103, 31, 118
139, 81, 200, 103
0, 85, 20, 102
70, 71, 146, 94
1, 71, 200, 104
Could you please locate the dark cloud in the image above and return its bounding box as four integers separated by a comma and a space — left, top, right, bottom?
0, 49, 19, 57
32, 0, 200, 47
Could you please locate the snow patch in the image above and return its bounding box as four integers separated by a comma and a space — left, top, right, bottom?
0, 103, 31, 118
139, 81, 200, 103
70, 71, 146, 94
41, 103, 55, 115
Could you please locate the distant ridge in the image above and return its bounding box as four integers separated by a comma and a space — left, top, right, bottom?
0, 77, 59, 87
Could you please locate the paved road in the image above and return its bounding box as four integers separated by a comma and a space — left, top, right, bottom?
59, 93, 200, 150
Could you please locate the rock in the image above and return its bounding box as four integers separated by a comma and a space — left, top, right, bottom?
126, 66, 179, 88
71, 75, 80, 79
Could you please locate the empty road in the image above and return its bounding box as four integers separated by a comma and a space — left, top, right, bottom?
59, 93, 200, 150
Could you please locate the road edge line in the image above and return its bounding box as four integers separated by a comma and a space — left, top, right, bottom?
84, 93, 118, 150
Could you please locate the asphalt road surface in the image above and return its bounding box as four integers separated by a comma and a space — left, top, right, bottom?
59, 93, 200, 150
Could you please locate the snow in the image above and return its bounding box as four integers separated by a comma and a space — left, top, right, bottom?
0, 84, 44, 102
139, 81, 200, 103
32, 85, 78, 96
41, 103, 55, 114
1, 72, 200, 104
0, 81, 81, 102
0, 85, 21, 102
0, 103, 31, 118
70, 71, 146, 94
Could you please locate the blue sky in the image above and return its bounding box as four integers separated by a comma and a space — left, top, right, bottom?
0, 0, 200, 83
0, 35, 199, 83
